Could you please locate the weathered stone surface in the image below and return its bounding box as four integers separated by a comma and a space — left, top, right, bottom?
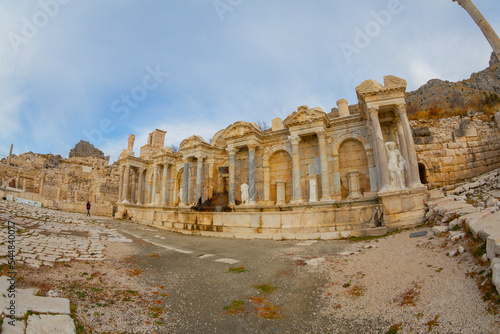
26, 314, 76, 334
2, 320, 26, 334
69, 140, 105, 159
492, 258, 500, 295
491, 51, 499, 67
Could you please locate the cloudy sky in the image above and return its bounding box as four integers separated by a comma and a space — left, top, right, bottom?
0, 0, 498, 162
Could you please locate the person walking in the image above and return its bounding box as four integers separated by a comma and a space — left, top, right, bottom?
86, 201, 91, 217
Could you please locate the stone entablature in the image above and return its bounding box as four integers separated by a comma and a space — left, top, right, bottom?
116, 76, 426, 239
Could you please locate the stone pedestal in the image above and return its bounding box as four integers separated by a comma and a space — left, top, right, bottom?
276, 180, 286, 206
347, 170, 361, 200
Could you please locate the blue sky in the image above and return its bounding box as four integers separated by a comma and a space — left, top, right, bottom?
1, 0, 499, 162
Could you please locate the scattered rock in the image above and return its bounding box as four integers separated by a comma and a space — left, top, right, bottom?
410, 231, 428, 238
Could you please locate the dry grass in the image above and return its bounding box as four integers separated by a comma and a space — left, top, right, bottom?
395, 282, 421, 306
425, 315, 440, 331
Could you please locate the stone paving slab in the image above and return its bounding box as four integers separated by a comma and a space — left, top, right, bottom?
2, 320, 25, 334
26, 315, 76, 334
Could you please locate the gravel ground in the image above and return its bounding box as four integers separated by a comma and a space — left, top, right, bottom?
2, 200, 499, 333
314, 229, 500, 334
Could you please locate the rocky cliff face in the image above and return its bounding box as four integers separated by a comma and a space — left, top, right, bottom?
407, 52, 500, 115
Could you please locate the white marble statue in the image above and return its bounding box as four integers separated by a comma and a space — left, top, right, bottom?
309, 178, 317, 202
241, 183, 249, 205
178, 187, 183, 203
385, 141, 406, 190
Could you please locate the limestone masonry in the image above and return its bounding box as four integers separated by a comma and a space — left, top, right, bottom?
115, 76, 428, 239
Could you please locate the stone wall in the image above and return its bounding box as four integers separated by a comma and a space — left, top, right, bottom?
412, 115, 500, 188
0, 152, 120, 209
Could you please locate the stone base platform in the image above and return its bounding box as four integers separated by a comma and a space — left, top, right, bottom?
117, 190, 424, 240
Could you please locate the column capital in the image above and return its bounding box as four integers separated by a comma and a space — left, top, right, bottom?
368, 106, 380, 117
396, 103, 407, 115
195, 154, 206, 160
288, 134, 301, 146
247, 144, 258, 152
316, 130, 327, 139
226, 147, 237, 155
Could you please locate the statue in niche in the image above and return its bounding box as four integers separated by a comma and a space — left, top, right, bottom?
385, 142, 406, 190
309, 178, 317, 202
178, 187, 183, 203
241, 183, 249, 205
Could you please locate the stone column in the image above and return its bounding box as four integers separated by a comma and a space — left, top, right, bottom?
332, 154, 341, 197
226, 147, 237, 206
7, 144, 13, 166
118, 166, 124, 203
317, 131, 332, 201
347, 170, 361, 200
123, 165, 131, 204
395, 117, 411, 188
263, 166, 271, 203
181, 159, 190, 206
151, 165, 158, 205
368, 107, 390, 191
173, 179, 179, 206
247, 145, 257, 205
276, 180, 286, 206
161, 164, 170, 206
57, 188, 61, 201
137, 168, 145, 205
366, 151, 378, 192
207, 160, 215, 200
453, 0, 500, 61
74, 191, 78, 203
337, 99, 350, 117
22, 179, 26, 192
130, 169, 136, 204
15, 177, 19, 189
397, 104, 422, 187
39, 176, 44, 196
289, 135, 303, 203
195, 155, 205, 204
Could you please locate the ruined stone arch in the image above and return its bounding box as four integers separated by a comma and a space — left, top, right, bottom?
262, 144, 293, 166
334, 135, 372, 200
262, 145, 293, 204
332, 133, 372, 159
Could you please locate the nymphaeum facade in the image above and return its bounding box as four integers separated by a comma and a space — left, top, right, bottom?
116, 76, 426, 239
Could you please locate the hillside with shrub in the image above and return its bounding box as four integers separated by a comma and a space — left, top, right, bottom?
407, 52, 500, 120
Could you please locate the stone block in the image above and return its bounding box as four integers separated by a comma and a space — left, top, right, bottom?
261, 214, 281, 229
26, 314, 76, 334
487, 236, 500, 260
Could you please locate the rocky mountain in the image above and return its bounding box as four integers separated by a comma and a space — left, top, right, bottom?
406, 52, 500, 115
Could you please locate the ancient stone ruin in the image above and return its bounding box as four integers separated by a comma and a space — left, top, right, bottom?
69, 140, 106, 160
115, 75, 428, 239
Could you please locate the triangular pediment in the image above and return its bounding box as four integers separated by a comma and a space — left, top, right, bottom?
283, 105, 328, 127
384, 75, 407, 89
355, 79, 384, 95
223, 121, 261, 141
180, 135, 207, 150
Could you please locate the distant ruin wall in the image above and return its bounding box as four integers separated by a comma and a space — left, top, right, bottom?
412, 116, 500, 188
